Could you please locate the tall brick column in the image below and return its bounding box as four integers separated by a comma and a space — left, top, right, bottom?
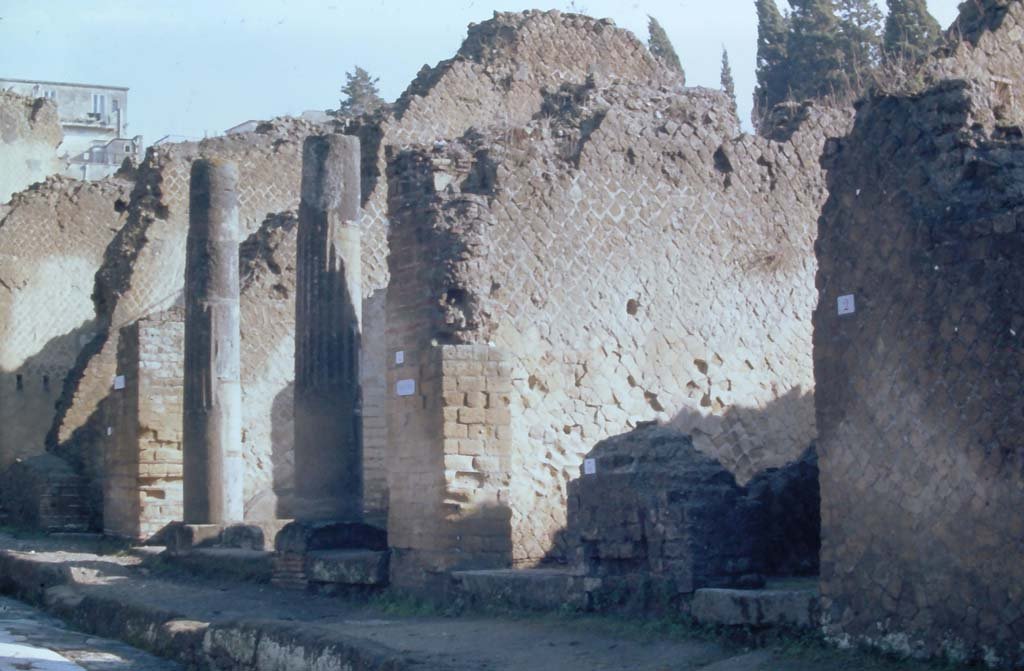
293, 134, 363, 522
183, 159, 244, 524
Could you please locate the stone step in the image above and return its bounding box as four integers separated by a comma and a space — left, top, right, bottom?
450, 567, 587, 611
305, 549, 389, 587
690, 578, 820, 629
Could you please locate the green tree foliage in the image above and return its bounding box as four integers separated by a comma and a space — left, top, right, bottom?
786, 0, 846, 101
884, 0, 942, 64
836, 0, 884, 89
648, 15, 686, 84
337, 66, 386, 118
721, 47, 738, 117
754, 0, 791, 122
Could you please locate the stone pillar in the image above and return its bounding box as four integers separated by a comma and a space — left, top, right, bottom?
293, 134, 363, 522
183, 159, 243, 524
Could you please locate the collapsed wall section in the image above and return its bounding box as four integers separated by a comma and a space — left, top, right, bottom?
386, 78, 851, 570
0, 91, 62, 203
814, 17, 1024, 667
929, 0, 1024, 129
0, 175, 131, 469
351, 9, 678, 294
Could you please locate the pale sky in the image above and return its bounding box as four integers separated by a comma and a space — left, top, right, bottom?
0, 0, 963, 144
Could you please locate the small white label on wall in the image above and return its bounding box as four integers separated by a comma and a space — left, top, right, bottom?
837, 294, 856, 316
113, 375, 126, 390
395, 350, 405, 365
396, 379, 416, 397
583, 458, 597, 475
106, 426, 112, 436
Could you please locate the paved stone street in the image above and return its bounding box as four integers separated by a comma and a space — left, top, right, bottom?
0, 596, 180, 671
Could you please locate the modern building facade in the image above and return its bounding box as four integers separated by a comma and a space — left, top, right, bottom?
0, 78, 142, 179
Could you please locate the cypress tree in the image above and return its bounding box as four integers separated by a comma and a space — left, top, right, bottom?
836, 0, 884, 92
884, 0, 943, 64
786, 0, 846, 101
337, 66, 386, 118
721, 47, 738, 117
648, 15, 686, 84
754, 0, 790, 122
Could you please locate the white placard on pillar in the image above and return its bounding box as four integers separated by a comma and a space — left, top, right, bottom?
395, 350, 405, 365
113, 375, 126, 390
396, 379, 416, 397
837, 294, 856, 316
583, 458, 597, 475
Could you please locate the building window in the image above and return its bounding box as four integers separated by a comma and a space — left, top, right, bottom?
92, 93, 106, 116
15, 374, 23, 391
42, 375, 49, 392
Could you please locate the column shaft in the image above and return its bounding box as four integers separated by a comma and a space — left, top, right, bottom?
293, 134, 363, 522
183, 159, 243, 524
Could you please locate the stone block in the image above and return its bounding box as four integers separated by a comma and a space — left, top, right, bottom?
274, 520, 387, 553
691, 583, 820, 629
305, 549, 389, 586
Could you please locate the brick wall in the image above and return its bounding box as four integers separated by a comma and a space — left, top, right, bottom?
104, 307, 184, 539
385, 80, 849, 566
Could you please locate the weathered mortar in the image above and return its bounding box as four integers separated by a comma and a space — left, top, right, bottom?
814, 2, 1024, 664
0, 91, 62, 203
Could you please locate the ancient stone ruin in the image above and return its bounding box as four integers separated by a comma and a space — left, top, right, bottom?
0, 3, 1021, 668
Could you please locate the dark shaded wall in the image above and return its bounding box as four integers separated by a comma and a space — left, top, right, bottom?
814, 78, 1024, 666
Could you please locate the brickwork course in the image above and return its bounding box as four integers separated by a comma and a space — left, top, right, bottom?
814, 0, 1024, 666
0, 91, 62, 203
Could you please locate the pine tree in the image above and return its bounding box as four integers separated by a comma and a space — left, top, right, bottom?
786, 0, 846, 101
884, 0, 942, 64
721, 47, 738, 117
754, 0, 790, 123
648, 16, 686, 84
835, 0, 884, 92
337, 66, 386, 118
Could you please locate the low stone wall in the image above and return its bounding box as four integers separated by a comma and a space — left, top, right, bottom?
566, 425, 818, 607
0, 453, 88, 531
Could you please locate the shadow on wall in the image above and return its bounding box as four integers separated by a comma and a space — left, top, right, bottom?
536, 387, 819, 608
0, 319, 99, 468
270, 381, 295, 519
0, 321, 107, 531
